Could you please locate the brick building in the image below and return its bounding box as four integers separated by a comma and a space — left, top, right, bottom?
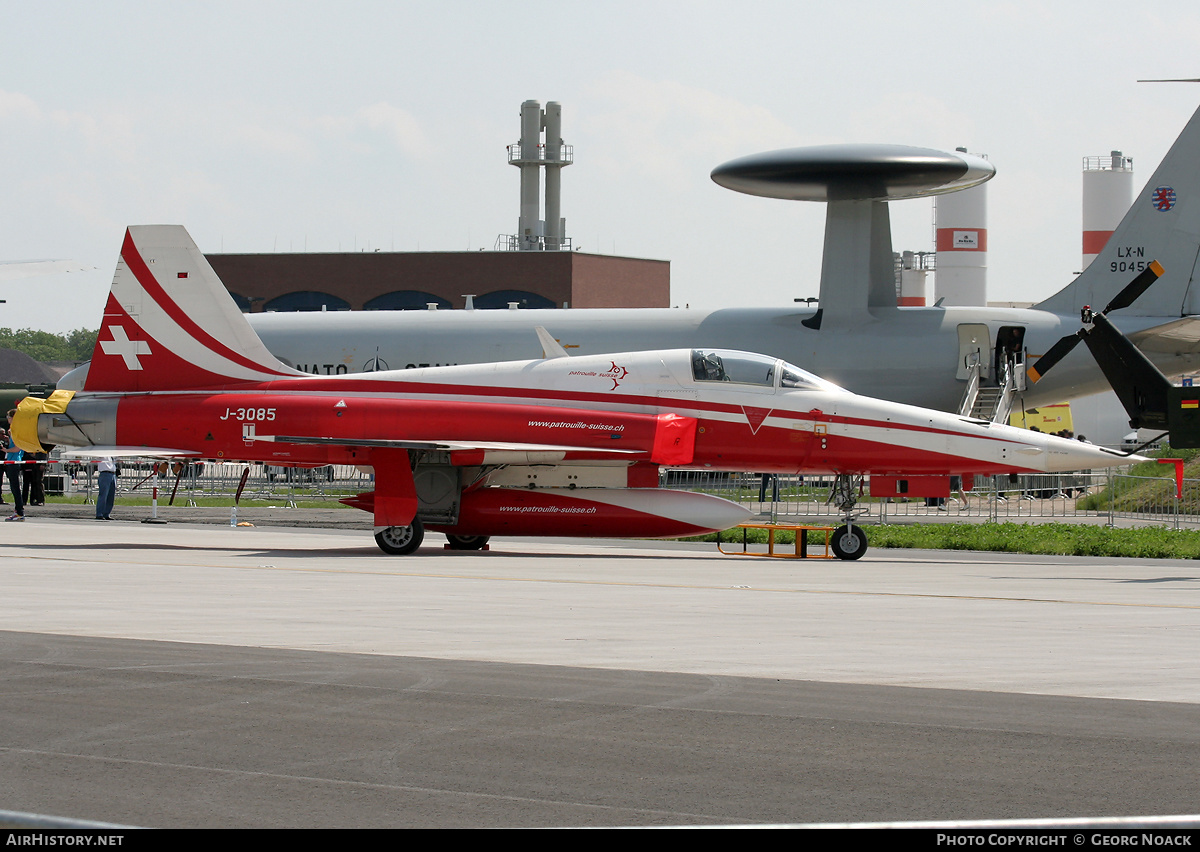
205, 251, 670, 312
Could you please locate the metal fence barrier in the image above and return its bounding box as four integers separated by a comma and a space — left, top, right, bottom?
29, 457, 1200, 529
664, 470, 1200, 529
46, 459, 373, 508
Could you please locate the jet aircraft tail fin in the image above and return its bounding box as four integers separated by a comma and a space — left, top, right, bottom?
85, 225, 305, 392
1036, 104, 1200, 319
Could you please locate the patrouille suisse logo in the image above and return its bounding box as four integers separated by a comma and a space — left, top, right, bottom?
1153, 186, 1177, 211
568, 361, 629, 391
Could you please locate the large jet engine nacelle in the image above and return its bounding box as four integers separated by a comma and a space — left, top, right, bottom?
428, 486, 753, 539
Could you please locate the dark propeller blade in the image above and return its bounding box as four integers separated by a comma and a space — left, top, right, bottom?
1027, 332, 1083, 383
1103, 259, 1164, 314
1026, 261, 1163, 384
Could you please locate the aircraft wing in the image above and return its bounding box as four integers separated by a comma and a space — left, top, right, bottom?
256, 435, 641, 455
60, 447, 203, 459
1128, 316, 1200, 354
59, 439, 641, 460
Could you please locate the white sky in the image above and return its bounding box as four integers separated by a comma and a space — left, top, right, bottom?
3, 0, 1200, 333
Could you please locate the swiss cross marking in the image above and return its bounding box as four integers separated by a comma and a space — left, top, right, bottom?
100, 325, 152, 370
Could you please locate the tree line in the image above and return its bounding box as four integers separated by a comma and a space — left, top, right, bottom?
0, 327, 98, 362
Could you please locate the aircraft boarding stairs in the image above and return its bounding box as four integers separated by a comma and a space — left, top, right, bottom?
958, 350, 1025, 424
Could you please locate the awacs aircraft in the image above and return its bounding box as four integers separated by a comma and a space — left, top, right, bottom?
15, 226, 1131, 558
246, 103, 1200, 419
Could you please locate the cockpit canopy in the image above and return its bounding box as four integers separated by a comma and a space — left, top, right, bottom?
690, 349, 845, 392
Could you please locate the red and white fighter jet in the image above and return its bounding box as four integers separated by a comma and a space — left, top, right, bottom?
12, 226, 1133, 558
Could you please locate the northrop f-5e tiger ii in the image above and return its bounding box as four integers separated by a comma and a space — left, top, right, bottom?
12, 227, 1134, 558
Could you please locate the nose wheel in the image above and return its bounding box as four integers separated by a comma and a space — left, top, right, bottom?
828, 474, 869, 560
831, 524, 867, 560
375, 520, 425, 555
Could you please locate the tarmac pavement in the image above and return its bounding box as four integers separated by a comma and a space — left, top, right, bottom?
1, 512, 1198, 827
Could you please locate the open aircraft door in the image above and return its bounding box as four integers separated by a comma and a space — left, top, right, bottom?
994, 325, 1027, 391
956, 323, 991, 381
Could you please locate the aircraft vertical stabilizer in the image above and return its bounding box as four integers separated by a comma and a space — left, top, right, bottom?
85, 226, 305, 393
1037, 104, 1200, 318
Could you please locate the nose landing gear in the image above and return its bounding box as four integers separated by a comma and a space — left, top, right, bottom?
831, 523, 867, 560
828, 474, 869, 560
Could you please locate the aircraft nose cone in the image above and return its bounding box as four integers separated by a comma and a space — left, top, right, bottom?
1044, 439, 1144, 472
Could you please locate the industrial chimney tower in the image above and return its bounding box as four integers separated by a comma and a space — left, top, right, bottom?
506, 100, 573, 251
1081, 151, 1134, 270
932, 147, 989, 307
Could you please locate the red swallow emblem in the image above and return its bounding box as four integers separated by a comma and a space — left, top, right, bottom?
609, 362, 628, 390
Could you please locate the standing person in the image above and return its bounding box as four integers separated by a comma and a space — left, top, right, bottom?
96, 457, 116, 521
4, 410, 24, 521
23, 451, 46, 506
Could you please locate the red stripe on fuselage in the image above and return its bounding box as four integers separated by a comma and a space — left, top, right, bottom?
111, 370, 1040, 455
104, 391, 1043, 477
258, 371, 1023, 445
261, 375, 1029, 452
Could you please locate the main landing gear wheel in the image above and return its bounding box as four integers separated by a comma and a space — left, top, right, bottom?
375, 520, 424, 555
445, 534, 490, 551
831, 524, 867, 561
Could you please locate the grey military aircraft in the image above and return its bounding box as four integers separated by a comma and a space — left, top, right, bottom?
246, 104, 1200, 420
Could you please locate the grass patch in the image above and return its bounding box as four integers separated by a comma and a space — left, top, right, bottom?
867, 523, 1200, 559
703, 522, 1200, 559
1077, 445, 1200, 515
